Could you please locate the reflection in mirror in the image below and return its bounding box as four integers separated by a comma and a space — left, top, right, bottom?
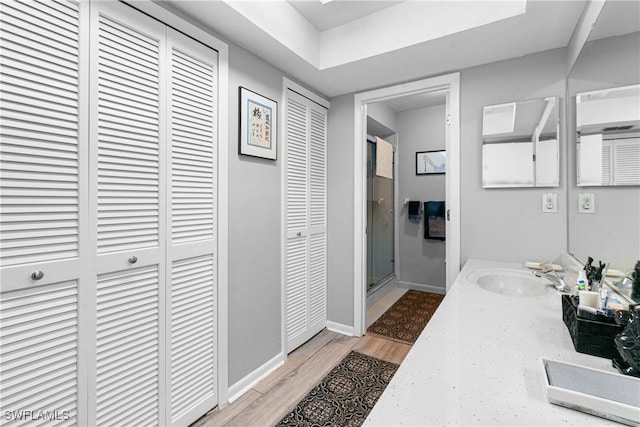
576, 85, 640, 186
566, 0, 639, 296
482, 97, 559, 188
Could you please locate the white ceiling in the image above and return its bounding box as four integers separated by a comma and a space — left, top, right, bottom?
288, 0, 404, 32
159, 0, 638, 101
587, 0, 640, 41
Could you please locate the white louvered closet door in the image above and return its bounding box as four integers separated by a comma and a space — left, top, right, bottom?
284, 90, 327, 353
166, 28, 218, 427
612, 137, 640, 185
1, 1, 219, 425
0, 0, 85, 424
90, 3, 167, 426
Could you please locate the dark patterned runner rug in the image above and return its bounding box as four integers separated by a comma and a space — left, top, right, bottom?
367, 290, 444, 344
276, 351, 398, 427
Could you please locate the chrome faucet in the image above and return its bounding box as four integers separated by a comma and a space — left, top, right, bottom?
533, 270, 570, 293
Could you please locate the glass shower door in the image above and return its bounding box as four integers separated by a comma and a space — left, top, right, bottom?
367, 141, 395, 293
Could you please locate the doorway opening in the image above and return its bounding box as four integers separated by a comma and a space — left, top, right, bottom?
353, 73, 461, 336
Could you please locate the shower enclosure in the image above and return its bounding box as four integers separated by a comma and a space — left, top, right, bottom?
367, 139, 395, 293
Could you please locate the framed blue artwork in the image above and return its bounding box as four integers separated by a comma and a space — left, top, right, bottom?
239, 86, 278, 160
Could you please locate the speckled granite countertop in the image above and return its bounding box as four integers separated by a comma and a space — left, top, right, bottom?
364, 259, 619, 426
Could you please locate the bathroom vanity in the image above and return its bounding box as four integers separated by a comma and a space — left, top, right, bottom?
364, 259, 633, 426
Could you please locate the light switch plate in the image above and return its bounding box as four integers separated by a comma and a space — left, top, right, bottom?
542, 193, 557, 213
578, 193, 595, 213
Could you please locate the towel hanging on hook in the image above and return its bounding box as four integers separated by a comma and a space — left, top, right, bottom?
425, 201, 446, 240
408, 201, 421, 222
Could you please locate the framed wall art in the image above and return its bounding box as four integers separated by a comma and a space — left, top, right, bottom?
416, 150, 446, 175
239, 86, 278, 160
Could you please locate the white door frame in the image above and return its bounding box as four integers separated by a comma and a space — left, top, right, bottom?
353, 73, 461, 336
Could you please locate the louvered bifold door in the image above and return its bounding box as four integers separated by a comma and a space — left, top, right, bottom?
284, 90, 328, 353
285, 91, 309, 352
612, 137, 640, 185
0, 0, 84, 425
307, 105, 327, 338
166, 28, 218, 427
89, 3, 166, 426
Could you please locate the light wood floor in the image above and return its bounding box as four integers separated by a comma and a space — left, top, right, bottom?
192, 289, 411, 427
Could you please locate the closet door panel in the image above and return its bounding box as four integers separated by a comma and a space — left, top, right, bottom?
308, 106, 327, 334
166, 29, 218, 426
309, 108, 327, 234
95, 266, 160, 427
169, 255, 215, 424
96, 10, 162, 255
90, 3, 166, 426
285, 238, 309, 350
285, 96, 309, 237
0, 281, 79, 426
0, 0, 81, 275
285, 93, 309, 350
612, 138, 640, 185
169, 42, 216, 246
308, 233, 326, 330
0, 2, 83, 423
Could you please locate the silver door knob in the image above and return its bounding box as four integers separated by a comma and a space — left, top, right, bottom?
296, 232, 302, 237
31, 270, 44, 281
128, 256, 138, 264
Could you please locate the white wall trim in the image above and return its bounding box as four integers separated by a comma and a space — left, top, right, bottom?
279, 79, 289, 364
283, 77, 330, 109
326, 321, 355, 337
397, 280, 446, 295
353, 73, 461, 337
121, 0, 230, 409
227, 353, 285, 403
445, 74, 461, 293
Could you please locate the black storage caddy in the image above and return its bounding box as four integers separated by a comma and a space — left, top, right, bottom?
561, 294, 624, 359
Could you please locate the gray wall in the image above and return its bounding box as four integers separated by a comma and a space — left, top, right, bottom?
367, 102, 397, 134
327, 94, 356, 326
326, 47, 570, 328
227, 45, 284, 386
567, 32, 640, 271
460, 47, 568, 265
397, 105, 446, 288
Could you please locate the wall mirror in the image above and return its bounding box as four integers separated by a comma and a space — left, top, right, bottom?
566, 0, 639, 299
482, 97, 559, 188
576, 84, 640, 186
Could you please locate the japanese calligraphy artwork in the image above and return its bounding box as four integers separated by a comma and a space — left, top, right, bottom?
239, 87, 278, 160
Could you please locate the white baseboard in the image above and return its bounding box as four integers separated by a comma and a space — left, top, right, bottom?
227, 352, 285, 403
326, 321, 355, 336
398, 280, 446, 295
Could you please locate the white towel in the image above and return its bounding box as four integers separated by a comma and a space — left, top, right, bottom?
375, 137, 393, 179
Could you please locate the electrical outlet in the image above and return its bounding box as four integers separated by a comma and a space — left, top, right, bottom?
578, 193, 595, 213
542, 193, 557, 213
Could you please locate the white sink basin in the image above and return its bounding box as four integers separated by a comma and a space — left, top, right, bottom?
466, 268, 552, 297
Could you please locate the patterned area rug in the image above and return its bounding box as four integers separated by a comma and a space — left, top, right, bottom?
276, 351, 398, 427
367, 290, 444, 344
